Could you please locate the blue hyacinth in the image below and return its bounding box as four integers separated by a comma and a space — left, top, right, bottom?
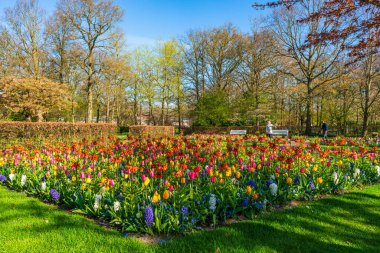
181, 206, 188, 219
242, 197, 249, 207
309, 181, 315, 190
247, 180, 255, 188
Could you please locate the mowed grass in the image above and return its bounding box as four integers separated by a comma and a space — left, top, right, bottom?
0, 184, 379, 253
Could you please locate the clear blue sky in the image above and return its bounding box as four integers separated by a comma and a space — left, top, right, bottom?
0, 0, 271, 49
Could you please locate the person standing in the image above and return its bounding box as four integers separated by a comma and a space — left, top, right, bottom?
322, 121, 328, 139
266, 121, 273, 138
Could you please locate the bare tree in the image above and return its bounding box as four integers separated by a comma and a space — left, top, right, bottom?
57, 0, 123, 122
4, 0, 46, 79
272, 0, 344, 135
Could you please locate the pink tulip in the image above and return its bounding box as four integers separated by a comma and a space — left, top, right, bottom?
141, 174, 146, 182
109, 178, 115, 186
80, 172, 85, 179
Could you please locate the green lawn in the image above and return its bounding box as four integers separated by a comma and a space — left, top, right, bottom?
1, 184, 379, 253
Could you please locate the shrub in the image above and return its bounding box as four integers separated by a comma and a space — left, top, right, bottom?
129, 125, 175, 136
0, 121, 117, 140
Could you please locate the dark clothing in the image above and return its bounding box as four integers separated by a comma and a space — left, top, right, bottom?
322, 123, 328, 139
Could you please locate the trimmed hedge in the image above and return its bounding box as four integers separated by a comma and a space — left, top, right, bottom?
129, 125, 175, 136
0, 121, 117, 140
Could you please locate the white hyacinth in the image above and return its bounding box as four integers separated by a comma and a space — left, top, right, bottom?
353, 168, 360, 179
375, 166, 380, 176
269, 183, 278, 196
9, 173, 15, 181
113, 201, 120, 212
94, 194, 102, 211
332, 172, 339, 184
95, 194, 102, 203
41, 182, 47, 191
209, 194, 216, 212
21, 174, 27, 186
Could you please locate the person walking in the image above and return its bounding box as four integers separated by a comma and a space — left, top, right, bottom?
266, 121, 273, 138
322, 121, 328, 139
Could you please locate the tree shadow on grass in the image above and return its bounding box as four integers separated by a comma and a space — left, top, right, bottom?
158, 187, 380, 253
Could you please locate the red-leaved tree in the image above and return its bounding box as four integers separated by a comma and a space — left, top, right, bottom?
254, 0, 380, 60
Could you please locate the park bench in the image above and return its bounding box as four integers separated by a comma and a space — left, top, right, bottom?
229, 130, 247, 135
271, 129, 289, 136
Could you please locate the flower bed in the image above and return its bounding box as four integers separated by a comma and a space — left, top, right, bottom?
0, 135, 379, 234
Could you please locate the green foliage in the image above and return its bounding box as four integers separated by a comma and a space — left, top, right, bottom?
194, 89, 231, 126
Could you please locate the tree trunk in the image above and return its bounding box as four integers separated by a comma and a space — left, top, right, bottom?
37, 110, 43, 122
305, 85, 312, 135
87, 52, 94, 123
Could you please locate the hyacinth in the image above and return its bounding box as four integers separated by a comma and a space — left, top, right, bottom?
353, 168, 361, 179
269, 183, 278, 196
309, 181, 315, 190
247, 180, 255, 188
50, 188, 60, 202
181, 206, 188, 219
332, 172, 339, 184
0, 175, 6, 182
41, 182, 47, 191
266, 180, 273, 187
113, 201, 120, 212
9, 173, 15, 181
209, 194, 216, 212
376, 166, 380, 176
21, 174, 27, 186
145, 206, 154, 227
242, 197, 249, 207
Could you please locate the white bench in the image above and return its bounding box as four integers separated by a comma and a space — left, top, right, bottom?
230, 130, 247, 135
271, 130, 289, 136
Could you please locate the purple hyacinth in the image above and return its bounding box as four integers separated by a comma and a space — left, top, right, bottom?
309, 181, 315, 190
50, 188, 60, 202
180, 206, 188, 219
0, 175, 6, 182
145, 206, 154, 227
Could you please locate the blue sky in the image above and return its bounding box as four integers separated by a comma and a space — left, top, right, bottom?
0, 0, 271, 49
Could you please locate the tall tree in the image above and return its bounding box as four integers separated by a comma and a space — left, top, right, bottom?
57, 0, 123, 122
272, 0, 344, 135
4, 0, 46, 78
254, 0, 380, 60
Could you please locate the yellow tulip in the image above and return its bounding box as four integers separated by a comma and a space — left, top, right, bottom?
286, 177, 293, 184
152, 191, 161, 204
246, 186, 252, 194
235, 171, 241, 179
317, 177, 323, 184
143, 177, 150, 186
